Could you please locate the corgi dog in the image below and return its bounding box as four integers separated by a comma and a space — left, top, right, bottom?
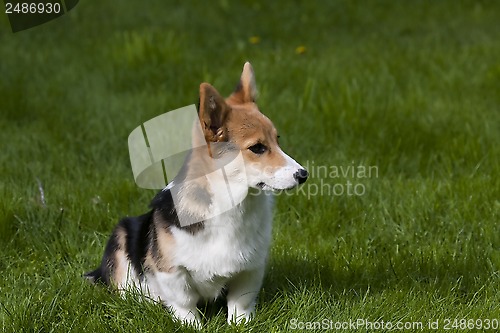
86, 62, 308, 326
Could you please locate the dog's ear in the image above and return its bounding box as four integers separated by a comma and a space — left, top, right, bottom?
199, 83, 230, 143
229, 62, 257, 104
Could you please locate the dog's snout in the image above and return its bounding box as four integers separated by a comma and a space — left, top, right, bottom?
293, 169, 308, 184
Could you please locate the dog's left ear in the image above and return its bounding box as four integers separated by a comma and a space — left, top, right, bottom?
229, 62, 257, 104
199, 83, 231, 143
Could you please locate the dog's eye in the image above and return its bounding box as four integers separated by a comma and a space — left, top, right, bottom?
248, 143, 268, 155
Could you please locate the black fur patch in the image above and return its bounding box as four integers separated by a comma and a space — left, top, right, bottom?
119, 212, 153, 276
85, 231, 120, 286
150, 188, 204, 234
150, 189, 179, 225
86, 188, 205, 286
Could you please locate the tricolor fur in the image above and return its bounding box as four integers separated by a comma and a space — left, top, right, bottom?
86, 62, 308, 326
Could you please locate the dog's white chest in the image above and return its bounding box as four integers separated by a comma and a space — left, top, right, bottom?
170, 193, 273, 295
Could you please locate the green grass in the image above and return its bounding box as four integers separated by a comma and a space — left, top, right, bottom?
1, 0, 499, 332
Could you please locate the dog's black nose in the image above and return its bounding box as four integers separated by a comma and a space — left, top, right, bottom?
294, 169, 309, 184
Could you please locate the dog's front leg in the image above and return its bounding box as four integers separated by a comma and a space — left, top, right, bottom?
226, 267, 265, 324
148, 270, 201, 328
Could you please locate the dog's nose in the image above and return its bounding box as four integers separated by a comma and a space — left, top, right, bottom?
293, 169, 308, 184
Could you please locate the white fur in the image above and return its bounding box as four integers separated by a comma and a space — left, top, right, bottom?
143, 189, 273, 325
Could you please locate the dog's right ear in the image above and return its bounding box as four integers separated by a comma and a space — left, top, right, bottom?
198, 83, 230, 143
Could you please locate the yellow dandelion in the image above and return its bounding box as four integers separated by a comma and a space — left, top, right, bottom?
295, 45, 307, 54
249, 36, 261, 44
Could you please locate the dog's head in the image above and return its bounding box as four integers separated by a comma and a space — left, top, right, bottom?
197, 62, 308, 191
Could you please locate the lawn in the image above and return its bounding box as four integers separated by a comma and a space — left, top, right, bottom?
1, 1, 499, 332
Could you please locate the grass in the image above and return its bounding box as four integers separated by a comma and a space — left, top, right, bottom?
1, 0, 499, 332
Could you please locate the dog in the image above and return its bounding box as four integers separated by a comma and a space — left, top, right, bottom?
86, 62, 308, 326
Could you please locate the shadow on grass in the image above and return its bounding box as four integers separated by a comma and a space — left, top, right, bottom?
182, 248, 496, 324
261, 251, 495, 304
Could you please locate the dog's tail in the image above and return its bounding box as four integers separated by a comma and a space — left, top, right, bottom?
84, 268, 103, 284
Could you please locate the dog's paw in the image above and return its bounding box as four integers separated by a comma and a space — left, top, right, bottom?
227, 308, 254, 325
169, 306, 202, 329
